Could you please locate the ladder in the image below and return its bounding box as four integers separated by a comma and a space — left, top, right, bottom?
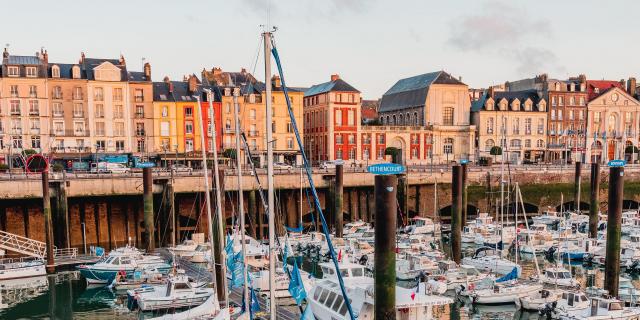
0, 230, 46, 258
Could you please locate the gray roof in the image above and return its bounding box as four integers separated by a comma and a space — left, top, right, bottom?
7, 55, 41, 65
153, 81, 221, 103
304, 78, 359, 97
379, 71, 465, 113
128, 71, 150, 82
471, 90, 544, 112
48, 63, 81, 79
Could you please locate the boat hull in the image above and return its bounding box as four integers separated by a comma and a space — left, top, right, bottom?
0, 264, 46, 280
79, 265, 171, 284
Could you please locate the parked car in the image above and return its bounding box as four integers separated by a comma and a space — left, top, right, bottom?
273, 162, 293, 171
170, 164, 193, 174
90, 162, 130, 174
320, 160, 343, 169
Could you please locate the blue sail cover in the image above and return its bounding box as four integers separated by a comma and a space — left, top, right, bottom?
225, 234, 233, 255
301, 305, 314, 320
286, 225, 304, 233
250, 287, 260, 319
496, 266, 519, 282
288, 261, 307, 305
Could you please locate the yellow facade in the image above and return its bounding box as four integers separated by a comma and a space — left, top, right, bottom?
153, 100, 177, 154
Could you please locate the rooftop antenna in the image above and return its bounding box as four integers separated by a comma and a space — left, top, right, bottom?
142, 57, 146, 70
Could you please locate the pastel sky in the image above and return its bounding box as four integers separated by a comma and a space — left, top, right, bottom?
3, 0, 639, 99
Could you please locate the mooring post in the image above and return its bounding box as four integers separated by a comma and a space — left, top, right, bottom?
575, 161, 582, 213
451, 165, 463, 264
248, 190, 258, 238
167, 182, 176, 247
589, 163, 600, 238
335, 164, 344, 237
42, 172, 55, 273
397, 174, 408, 226
143, 167, 155, 252
461, 162, 468, 227
605, 165, 624, 297
374, 174, 397, 320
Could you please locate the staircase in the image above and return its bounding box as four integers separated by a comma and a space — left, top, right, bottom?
0, 230, 46, 258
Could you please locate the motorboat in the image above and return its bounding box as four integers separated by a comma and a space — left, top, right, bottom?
515, 288, 563, 311
404, 217, 440, 235
77, 246, 172, 284
308, 261, 452, 320
0, 257, 46, 280
110, 267, 167, 294
539, 267, 579, 288
461, 277, 543, 305
250, 261, 315, 298
127, 273, 214, 311
189, 243, 212, 263
168, 239, 200, 257
533, 211, 563, 226
437, 262, 493, 291
544, 290, 591, 318
586, 277, 640, 306
554, 296, 640, 319
461, 247, 522, 276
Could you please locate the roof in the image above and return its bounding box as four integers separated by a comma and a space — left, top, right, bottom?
48, 63, 80, 79
128, 71, 150, 82
361, 100, 379, 120
81, 58, 127, 81
304, 78, 360, 97
153, 81, 220, 103
471, 90, 544, 112
379, 71, 465, 113
586, 80, 624, 101
7, 55, 41, 65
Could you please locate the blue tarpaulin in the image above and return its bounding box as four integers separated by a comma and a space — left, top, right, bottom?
496, 266, 519, 282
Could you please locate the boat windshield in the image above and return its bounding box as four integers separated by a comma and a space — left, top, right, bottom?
560, 272, 571, 279
414, 219, 426, 227
609, 301, 624, 311
464, 267, 480, 276
351, 268, 364, 277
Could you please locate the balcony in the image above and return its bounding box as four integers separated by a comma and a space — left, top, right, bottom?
224, 127, 235, 134
73, 94, 83, 100
135, 112, 145, 119
29, 110, 39, 116
135, 96, 144, 102
53, 111, 64, 117
136, 130, 146, 136
73, 111, 84, 118
10, 110, 21, 116
52, 93, 63, 100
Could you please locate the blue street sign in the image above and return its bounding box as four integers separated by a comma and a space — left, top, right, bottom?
367, 163, 405, 175
460, 159, 469, 164
608, 159, 626, 167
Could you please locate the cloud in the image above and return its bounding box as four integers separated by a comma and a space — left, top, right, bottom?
235, 0, 376, 20
513, 47, 565, 75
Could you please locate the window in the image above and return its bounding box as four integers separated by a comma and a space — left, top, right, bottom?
287, 138, 294, 149
525, 139, 531, 148
551, 109, 556, 120
30, 118, 40, 133
510, 139, 521, 149
161, 122, 170, 136
443, 107, 454, 125
570, 96, 575, 105
134, 89, 143, 102
52, 103, 63, 117
95, 104, 104, 118
626, 112, 633, 123
96, 140, 105, 151
336, 93, 342, 103
486, 117, 494, 134
10, 100, 20, 115
114, 105, 123, 119
558, 110, 563, 120
537, 139, 544, 148
185, 139, 194, 152
336, 149, 343, 159
53, 121, 64, 135
363, 148, 370, 160
348, 134, 355, 144
52, 66, 60, 78
579, 97, 585, 106
10, 119, 21, 134
94, 87, 104, 101
378, 148, 384, 160
162, 106, 168, 117
272, 121, 276, 133
594, 112, 601, 123
569, 110, 574, 120
525, 118, 531, 134
512, 118, 520, 135
335, 110, 342, 125
185, 107, 193, 117
116, 141, 125, 151
249, 124, 257, 137
95, 122, 105, 136
76, 139, 85, 150
250, 109, 256, 120
378, 134, 385, 144
74, 122, 85, 135
443, 138, 454, 154
185, 121, 194, 134
559, 96, 564, 106
135, 105, 144, 118
136, 139, 145, 152
551, 96, 557, 106
73, 87, 83, 100
485, 139, 495, 151
7, 66, 19, 77
29, 85, 37, 98
114, 122, 125, 136
348, 109, 355, 125
336, 134, 343, 144
411, 148, 418, 159
53, 86, 62, 99
10, 85, 18, 97
72, 66, 81, 79
287, 122, 293, 133
26, 67, 37, 77
73, 103, 83, 117
12, 136, 22, 149
28, 100, 38, 115
579, 110, 585, 120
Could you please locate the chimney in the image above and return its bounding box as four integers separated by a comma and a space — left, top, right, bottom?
188, 75, 198, 94
620, 79, 626, 88
272, 75, 281, 88
42, 49, 48, 64
143, 62, 151, 80
487, 86, 495, 98
119, 54, 126, 66
241, 68, 246, 74
79, 52, 85, 64
163, 77, 174, 93
213, 67, 222, 75
628, 77, 637, 97
331, 74, 340, 82
504, 81, 510, 91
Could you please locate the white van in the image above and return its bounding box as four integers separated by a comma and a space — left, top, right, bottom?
90, 162, 130, 174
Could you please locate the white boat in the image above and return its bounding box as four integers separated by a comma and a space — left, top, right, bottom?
533, 211, 563, 226
555, 296, 640, 319
189, 243, 212, 263
437, 262, 493, 291
127, 273, 214, 311
0, 257, 46, 280
250, 261, 315, 298
404, 217, 440, 235
515, 288, 563, 311
546, 290, 591, 318
168, 239, 200, 257
586, 277, 640, 306
77, 246, 172, 284
146, 294, 230, 320
308, 261, 452, 320
539, 267, 579, 288
461, 277, 543, 304
461, 247, 522, 276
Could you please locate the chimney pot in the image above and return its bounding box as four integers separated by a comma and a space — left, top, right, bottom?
144, 62, 151, 80
331, 74, 340, 82
628, 77, 637, 97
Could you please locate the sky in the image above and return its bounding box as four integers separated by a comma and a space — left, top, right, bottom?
2, 0, 640, 99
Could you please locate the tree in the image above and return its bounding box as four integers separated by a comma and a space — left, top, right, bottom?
385, 147, 401, 164
22, 149, 37, 157
222, 148, 237, 160
625, 145, 639, 154
490, 146, 502, 162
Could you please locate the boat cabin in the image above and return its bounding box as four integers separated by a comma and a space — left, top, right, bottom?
561, 291, 589, 307
320, 263, 367, 279
165, 276, 196, 297
588, 297, 625, 317
544, 268, 571, 280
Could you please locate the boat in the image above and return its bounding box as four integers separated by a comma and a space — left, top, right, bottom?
127, 273, 214, 311
461, 247, 522, 276
539, 267, 579, 288
533, 211, 563, 226
555, 296, 640, 319
188, 243, 212, 263
77, 246, 172, 284
544, 290, 591, 318
145, 294, 230, 320
168, 235, 203, 257
308, 261, 452, 319
437, 262, 493, 291
250, 261, 315, 298
404, 217, 440, 235
461, 277, 543, 305
0, 257, 46, 280
110, 267, 167, 294
515, 288, 563, 311
586, 277, 640, 306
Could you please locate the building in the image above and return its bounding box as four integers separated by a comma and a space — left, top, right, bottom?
585, 78, 640, 163
378, 71, 475, 163
304, 74, 361, 164
361, 99, 379, 124
127, 63, 154, 157
506, 74, 589, 163
471, 89, 547, 164
203, 68, 303, 166
0, 48, 50, 164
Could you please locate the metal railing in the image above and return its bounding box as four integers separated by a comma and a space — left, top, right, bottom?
0, 230, 46, 258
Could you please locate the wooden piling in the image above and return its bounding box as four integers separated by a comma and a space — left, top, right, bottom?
451, 165, 463, 264
143, 167, 155, 252
575, 161, 582, 213
335, 164, 344, 237
605, 165, 624, 296
41, 172, 55, 274
374, 174, 397, 320
589, 163, 600, 238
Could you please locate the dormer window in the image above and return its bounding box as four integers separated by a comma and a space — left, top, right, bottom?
511, 99, 520, 111
499, 100, 507, 111
26, 66, 37, 77
594, 87, 600, 94
537, 101, 546, 112
224, 88, 231, 96
555, 83, 561, 91
7, 66, 18, 77
51, 65, 60, 78
72, 66, 80, 79
524, 101, 532, 111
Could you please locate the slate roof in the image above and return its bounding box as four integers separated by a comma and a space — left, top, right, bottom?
7, 55, 41, 65
81, 58, 127, 81
48, 63, 79, 79
304, 78, 359, 97
379, 71, 465, 113
471, 90, 544, 112
153, 81, 221, 103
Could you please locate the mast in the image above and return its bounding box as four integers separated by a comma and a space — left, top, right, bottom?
233, 89, 250, 311
195, 93, 221, 305
500, 116, 505, 257
264, 30, 277, 319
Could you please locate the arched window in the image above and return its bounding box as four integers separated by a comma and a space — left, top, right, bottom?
380, 116, 384, 124
414, 112, 419, 125
51, 65, 60, 78
485, 139, 495, 151
392, 115, 396, 125
608, 113, 617, 134
443, 138, 454, 154
72, 65, 80, 79
398, 114, 404, 125
406, 113, 410, 125
386, 115, 390, 124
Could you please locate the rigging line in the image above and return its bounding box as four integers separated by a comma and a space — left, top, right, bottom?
250, 34, 263, 80
271, 43, 356, 320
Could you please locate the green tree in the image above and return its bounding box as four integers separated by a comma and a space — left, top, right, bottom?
490, 146, 502, 162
